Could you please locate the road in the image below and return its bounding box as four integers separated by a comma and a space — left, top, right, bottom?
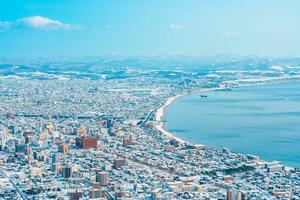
139, 106, 160, 128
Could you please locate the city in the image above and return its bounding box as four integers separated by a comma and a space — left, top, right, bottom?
1, 1, 300, 199
0, 58, 300, 199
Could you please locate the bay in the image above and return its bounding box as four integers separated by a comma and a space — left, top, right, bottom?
163, 82, 300, 167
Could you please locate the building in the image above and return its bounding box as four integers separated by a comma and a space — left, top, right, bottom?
104, 163, 112, 171
89, 189, 105, 199
170, 139, 180, 147
23, 131, 35, 144
222, 148, 230, 154
115, 130, 125, 137
75, 127, 87, 135
76, 137, 97, 149
6, 111, 14, 119
51, 153, 57, 163
26, 147, 33, 155
223, 175, 233, 182
0, 177, 16, 198
106, 119, 113, 128
59, 143, 70, 154
115, 191, 126, 199
51, 163, 60, 172
92, 182, 101, 189
68, 191, 83, 200
267, 165, 284, 173
227, 189, 243, 200
33, 150, 45, 162
113, 158, 126, 169
123, 137, 132, 147
96, 172, 110, 186
265, 162, 285, 173
62, 166, 72, 178
100, 127, 108, 135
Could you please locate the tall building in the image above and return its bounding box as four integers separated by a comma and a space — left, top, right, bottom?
62, 166, 72, 178
227, 189, 244, 200
76, 137, 97, 149
51, 153, 57, 164
96, 172, 110, 186
23, 131, 35, 144
106, 119, 113, 128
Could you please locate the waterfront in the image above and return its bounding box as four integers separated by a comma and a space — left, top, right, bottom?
163, 82, 300, 167
1, 65, 300, 199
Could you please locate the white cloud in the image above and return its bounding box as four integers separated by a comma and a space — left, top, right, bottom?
220, 31, 240, 37
170, 23, 183, 31
0, 16, 80, 31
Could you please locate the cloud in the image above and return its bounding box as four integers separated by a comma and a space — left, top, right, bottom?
220, 31, 240, 37
17, 16, 78, 30
0, 16, 80, 31
170, 23, 183, 31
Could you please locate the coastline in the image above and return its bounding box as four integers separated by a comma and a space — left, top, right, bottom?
154, 82, 300, 168
154, 88, 218, 146
154, 79, 300, 147
154, 93, 187, 144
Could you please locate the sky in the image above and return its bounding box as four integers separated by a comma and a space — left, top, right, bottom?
0, 0, 300, 57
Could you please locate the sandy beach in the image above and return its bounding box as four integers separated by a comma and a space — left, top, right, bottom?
154, 88, 218, 145
154, 93, 187, 144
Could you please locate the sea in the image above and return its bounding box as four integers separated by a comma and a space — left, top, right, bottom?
163, 81, 300, 167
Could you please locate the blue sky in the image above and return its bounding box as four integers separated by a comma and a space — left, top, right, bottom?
0, 0, 300, 57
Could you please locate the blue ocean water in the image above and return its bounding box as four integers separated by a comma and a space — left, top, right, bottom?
163, 82, 300, 167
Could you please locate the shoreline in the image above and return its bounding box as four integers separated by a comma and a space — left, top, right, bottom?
154, 82, 300, 168
154, 88, 219, 146
154, 93, 187, 144
154, 79, 300, 147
